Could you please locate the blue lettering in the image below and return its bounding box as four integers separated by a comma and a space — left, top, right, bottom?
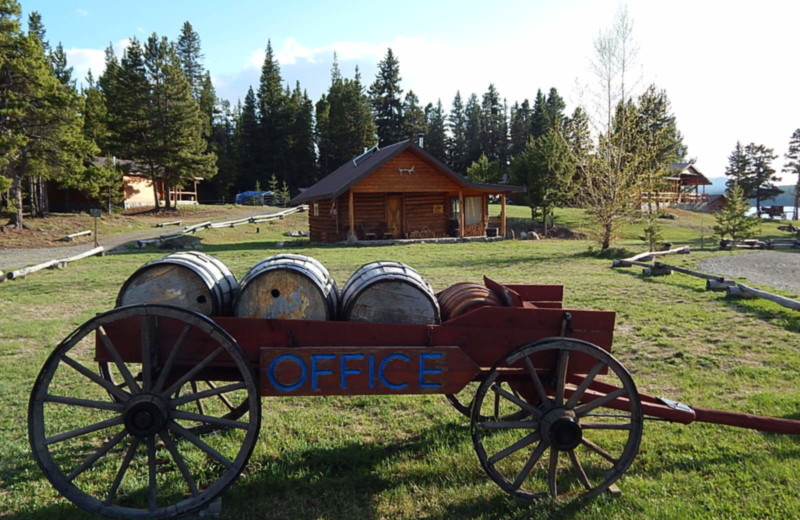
340, 353, 364, 389
311, 353, 336, 390
368, 353, 375, 389
268, 354, 305, 392
419, 352, 443, 388
379, 353, 410, 389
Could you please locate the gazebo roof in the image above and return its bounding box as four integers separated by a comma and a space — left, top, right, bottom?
665, 163, 711, 186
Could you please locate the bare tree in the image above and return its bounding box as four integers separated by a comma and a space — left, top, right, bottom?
579, 4, 647, 250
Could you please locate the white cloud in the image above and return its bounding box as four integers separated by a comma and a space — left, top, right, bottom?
76, 8, 88, 16
65, 39, 130, 84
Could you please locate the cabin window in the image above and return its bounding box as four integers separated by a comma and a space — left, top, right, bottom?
464, 196, 483, 226
313, 203, 319, 216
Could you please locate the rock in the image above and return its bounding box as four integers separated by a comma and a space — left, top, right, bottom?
520, 231, 528, 240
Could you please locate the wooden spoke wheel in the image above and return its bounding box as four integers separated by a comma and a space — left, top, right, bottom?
29, 305, 261, 519
98, 367, 249, 436
471, 338, 643, 501
445, 383, 529, 422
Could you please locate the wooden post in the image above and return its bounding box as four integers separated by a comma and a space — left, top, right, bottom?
348, 191, 355, 238
500, 193, 507, 238
458, 191, 464, 237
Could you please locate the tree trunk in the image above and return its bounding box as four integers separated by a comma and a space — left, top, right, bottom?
794, 182, 799, 221
10, 167, 24, 228
152, 178, 160, 210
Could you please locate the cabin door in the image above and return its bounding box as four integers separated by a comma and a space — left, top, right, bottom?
386, 195, 403, 238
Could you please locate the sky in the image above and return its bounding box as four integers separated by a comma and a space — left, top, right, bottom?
21, 0, 800, 184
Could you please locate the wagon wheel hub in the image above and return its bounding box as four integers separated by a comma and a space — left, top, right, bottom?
123, 394, 169, 438
541, 408, 582, 451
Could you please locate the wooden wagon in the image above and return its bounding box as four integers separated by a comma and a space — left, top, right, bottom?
28, 279, 800, 519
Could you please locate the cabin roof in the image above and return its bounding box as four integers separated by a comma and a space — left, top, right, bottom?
290, 140, 524, 205
665, 162, 711, 186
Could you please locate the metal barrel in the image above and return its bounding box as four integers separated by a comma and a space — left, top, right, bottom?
233, 254, 338, 320
116, 251, 238, 316
437, 281, 504, 321
340, 261, 440, 324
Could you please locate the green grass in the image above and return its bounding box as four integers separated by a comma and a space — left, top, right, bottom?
1, 207, 799, 519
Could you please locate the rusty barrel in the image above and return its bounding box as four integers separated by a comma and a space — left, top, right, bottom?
116, 251, 237, 316
340, 261, 440, 324
233, 254, 338, 320
437, 281, 504, 321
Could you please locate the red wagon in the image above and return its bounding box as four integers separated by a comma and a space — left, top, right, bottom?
28, 279, 800, 519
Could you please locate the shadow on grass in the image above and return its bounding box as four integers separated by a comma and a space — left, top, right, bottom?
6, 421, 624, 520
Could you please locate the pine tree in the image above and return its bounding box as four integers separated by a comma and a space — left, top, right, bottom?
446, 91, 468, 173
424, 100, 447, 162
316, 63, 375, 175
51, 43, 73, 86
234, 87, 259, 192
156, 42, 216, 207
511, 130, 575, 231
545, 87, 566, 132
284, 82, 316, 192
464, 93, 483, 168
402, 90, 426, 140
257, 40, 288, 184
782, 129, 800, 220
369, 48, 404, 146
480, 84, 508, 167
564, 106, 592, 164
714, 183, 760, 241
2, 1, 95, 225
725, 141, 750, 189
466, 154, 500, 184
176, 21, 204, 99
509, 100, 531, 158
530, 89, 549, 139
745, 143, 781, 213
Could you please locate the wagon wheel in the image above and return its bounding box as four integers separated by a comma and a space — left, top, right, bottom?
29, 304, 261, 519
445, 383, 528, 421
471, 338, 643, 501
98, 363, 249, 436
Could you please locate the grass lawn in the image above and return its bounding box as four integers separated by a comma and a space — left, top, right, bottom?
1, 207, 799, 519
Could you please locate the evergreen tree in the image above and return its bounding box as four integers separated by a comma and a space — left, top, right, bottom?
782, 129, 800, 220
402, 90, 426, 141
464, 93, 483, 168
725, 141, 750, 188
284, 82, 316, 192
1, 1, 95, 225
509, 100, 531, 158
511, 130, 575, 231
530, 89, 549, 139
369, 48, 404, 146
713, 183, 760, 241
82, 71, 109, 153
26, 10, 47, 52
446, 91, 468, 173
316, 63, 375, 175
424, 100, 447, 161
234, 87, 260, 192
564, 106, 592, 164
50, 42, 73, 86
545, 87, 566, 132
480, 84, 508, 167
744, 143, 781, 212
466, 154, 501, 184
176, 21, 204, 99
257, 40, 288, 184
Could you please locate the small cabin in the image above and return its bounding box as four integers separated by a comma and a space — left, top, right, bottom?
290, 140, 524, 243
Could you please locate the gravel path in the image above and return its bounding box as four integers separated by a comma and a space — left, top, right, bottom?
698, 251, 800, 296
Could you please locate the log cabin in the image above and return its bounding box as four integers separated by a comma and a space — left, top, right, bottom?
290, 139, 524, 243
